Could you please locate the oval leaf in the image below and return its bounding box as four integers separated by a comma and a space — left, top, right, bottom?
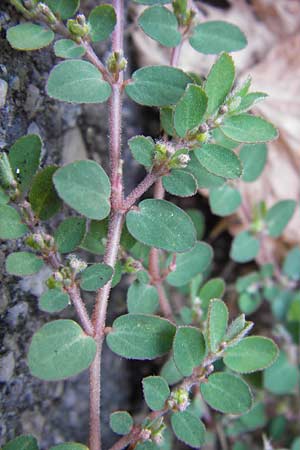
47, 60, 112, 104
128, 135, 155, 167
190, 21, 247, 55
109, 411, 133, 435
205, 53, 235, 115
53, 160, 111, 220
3, 435, 39, 450
7, 23, 54, 50
127, 281, 159, 314
201, 372, 252, 414
224, 336, 279, 373
126, 199, 196, 253
39, 288, 70, 313
44, 0, 79, 19
0, 205, 28, 239
49, 444, 89, 450
174, 84, 208, 138
221, 114, 278, 143
209, 184, 242, 216
80, 263, 113, 291
54, 217, 86, 253
171, 411, 206, 448
162, 169, 197, 197
6, 252, 44, 276
265, 200, 296, 238
240, 143, 267, 182
173, 326, 205, 376
230, 231, 260, 263
29, 166, 62, 220
54, 39, 85, 59
206, 298, 228, 353
195, 144, 242, 179
9, 134, 41, 192
88, 5, 116, 42
106, 313, 176, 360
138, 6, 181, 48
28, 319, 97, 380
142, 375, 170, 410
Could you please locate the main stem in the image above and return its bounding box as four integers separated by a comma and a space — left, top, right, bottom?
89, 1, 124, 449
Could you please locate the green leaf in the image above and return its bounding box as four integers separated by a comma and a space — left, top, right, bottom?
186, 152, 225, 189
44, 0, 79, 19
0, 187, 9, 205
240, 143, 267, 182
239, 292, 261, 316
53, 160, 111, 220
190, 21, 247, 55
292, 438, 300, 450
3, 435, 39, 450
126, 199, 196, 253
110, 411, 133, 435
195, 144, 242, 179
265, 199, 296, 237
205, 53, 235, 115
264, 351, 299, 395
171, 411, 205, 448
212, 127, 239, 150
80, 220, 108, 255
6, 252, 44, 276
160, 357, 183, 385
54, 39, 85, 59
39, 288, 70, 313
0, 205, 28, 239
88, 5, 116, 42
142, 375, 170, 410
47, 60, 112, 104
225, 314, 253, 345
133, 0, 170, 4
199, 278, 225, 309
283, 246, 300, 281
80, 263, 113, 291
221, 114, 278, 143
224, 336, 278, 373
49, 443, 89, 450
173, 326, 205, 376
230, 231, 260, 263
166, 242, 213, 287
125, 66, 192, 107
174, 84, 207, 137
186, 209, 205, 240
7, 23, 54, 51
201, 372, 252, 414
9, 134, 41, 192
234, 92, 267, 114
128, 135, 155, 167
209, 185, 241, 216
28, 319, 96, 381
162, 170, 197, 197
54, 217, 86, 253
29, 166, 62, 220
160, 107, 175, 136
106, 313, 176, 359
206, 298, 228, 352
138, 6, 180, 48
127, 281, 159, 314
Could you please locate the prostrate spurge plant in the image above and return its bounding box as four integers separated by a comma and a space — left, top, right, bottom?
3, 0, 293, 449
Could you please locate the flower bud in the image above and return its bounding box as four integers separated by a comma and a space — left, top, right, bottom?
37, 3, 57, 24
177, 153, 190, 168
67, 19, 89, 38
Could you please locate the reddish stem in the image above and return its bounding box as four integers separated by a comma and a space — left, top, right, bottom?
122, 172, 158, 211
67, 284, 94, 336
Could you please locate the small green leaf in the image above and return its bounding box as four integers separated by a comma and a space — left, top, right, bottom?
54, 217, 86, 253
160, 357, 183, 386
240, 143, 267, 182
125, 66, 192, 107
171, 411, 206, 448
162, 170, 197, 197
166, 242, 213, 287
212, 127, 239, 150
9, 134, 41, 192
238, 292, 262, 315
54, 39, 85, 59
53, 160, 111, 220
0, 205, 28, 239
160, 107, 175, 136
186, 152, 225, 189
209, 185, 241, 216
264, 351, 299, 395
205, 53, 235, 115
29, 166, 62, 220
49, 443, 89, 450
225, 314, 253, 345
3, 435, 39, 450
88, 5, 116, 42
201, 372, 252, 414
283, 246, 300, 281
126, 199, 196, 253
28, 319, 97, 381
106, 313, 176, 360
0, 187, 9, 205
206, 298, 228, 352
39, 288, 70, 313
221, 114, 278, 143
199, 278, 225, 309
265, 200, 296, 237
44, 0, 79, 19
80, 263, 113, 291
47, 60, 112, 104
173, 326, 205, 376
128, 135, 155, 167
190, 21, 247, 55
186, 209, 205, 240
292, 438, 300, 450
133, 0, 170, 4
234, 92, 267, 114
7, 23, 54, 51
195, 144, 242, 179
230, 231, 260, 263
6, 252, 44, 276
138, 6, 180, 48
224, 336, 279, 373
110, 411, 133, 435
127, 281, 159, 314
142, 376, 170, 410
173, 84, 207, 138
80, 220, 108, 255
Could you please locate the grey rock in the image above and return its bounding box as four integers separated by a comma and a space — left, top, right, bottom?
0, 79, 8, 108
62, 127, 88, 164
6, 302, 29, 328
24, 84, 42, 118
0, 352, 15, 382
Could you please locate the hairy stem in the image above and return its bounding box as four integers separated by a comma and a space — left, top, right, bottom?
67, 284, 94, 336
122, 172, 158, 211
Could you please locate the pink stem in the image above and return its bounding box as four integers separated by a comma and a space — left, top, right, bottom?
67, 284, 94, 336
122, 172, 158, 211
